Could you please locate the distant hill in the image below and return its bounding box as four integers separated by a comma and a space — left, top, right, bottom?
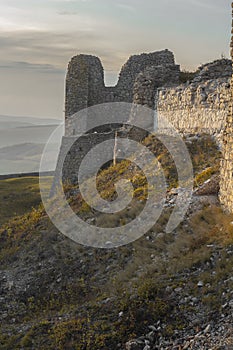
0, 143, 44, 159
0, 115, 61, 129
0, 115, 63, 174
0, 142, 60, 174
0, 120, 36, 130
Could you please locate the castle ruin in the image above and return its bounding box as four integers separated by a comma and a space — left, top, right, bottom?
55, 7, 233, 215
64, 49, 180, 136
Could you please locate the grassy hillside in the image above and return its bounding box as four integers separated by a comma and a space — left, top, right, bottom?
0, 176, 50, 226
0, 135, 232, 349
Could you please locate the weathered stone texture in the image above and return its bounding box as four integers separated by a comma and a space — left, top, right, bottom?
64, 49, 180, 136
157, 77, 231, 139
65, 55, 105, 135
57, 49, 181, 186
57, 132, 116, 185
56, 37, 233, 215
117, 49, 178, 99
133, 64, 180, 109
131, 58, 232, 141
193, 59, 232, 83
219, 3, 233, 213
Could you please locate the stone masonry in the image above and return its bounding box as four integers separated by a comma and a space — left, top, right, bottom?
55, 32, 233, 215
56, 49, 180, 184
157, 60, 232, 140
219, 3, 233, 213
64, 49, 180, 136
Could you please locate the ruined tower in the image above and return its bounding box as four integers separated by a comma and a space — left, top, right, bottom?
64, 50, 180, 136
54, 10, 233, 211
55, 50, 180, 184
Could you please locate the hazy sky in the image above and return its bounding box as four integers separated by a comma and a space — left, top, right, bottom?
0, 0, 231, 120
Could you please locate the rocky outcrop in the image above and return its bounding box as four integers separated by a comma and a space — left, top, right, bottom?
219, 3, 233, 214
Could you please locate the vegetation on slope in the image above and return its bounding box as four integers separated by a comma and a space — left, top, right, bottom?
0, 176, 50, 226
179, 70, 198, 84
0, 134, 232, 349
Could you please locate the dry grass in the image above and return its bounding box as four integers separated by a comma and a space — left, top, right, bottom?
0, 176, 50, 226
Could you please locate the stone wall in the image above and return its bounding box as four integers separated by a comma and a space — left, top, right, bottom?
219, 3, 233, 213
65, 55, 105, 135
128, 58, 231, 141
133, 64, 180, 109
55, 132, 116, 185
55, 49, 181, 188
157, 77, 231, 139
116, 49, 178, 100
56, 43, 233, 217
193, 59, 232, 83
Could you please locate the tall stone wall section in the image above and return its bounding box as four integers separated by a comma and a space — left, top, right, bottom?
64, 49, 180, 136
123, 59, 232, 145
219, 3, 233, 213
116, 50, 179, 101
55, 49, 181, 186
55, 132, 116, 184
133, 64, 180, 109
65, 55, 105, 136
129, 58, 231, 141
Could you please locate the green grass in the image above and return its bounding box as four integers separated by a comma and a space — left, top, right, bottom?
0, 176, 51, 226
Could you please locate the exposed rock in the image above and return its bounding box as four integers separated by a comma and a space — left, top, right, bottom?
194, 174, 220, 196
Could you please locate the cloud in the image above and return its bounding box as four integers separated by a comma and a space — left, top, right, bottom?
0, 61, 64, 74
49, 0, 89, 2
0, 29, 130, 74
115, 3, 136, 12
0, 0, 230, 120
58, 10, 78, 15
0, 30, 97, 60
179, 0, 229, 13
